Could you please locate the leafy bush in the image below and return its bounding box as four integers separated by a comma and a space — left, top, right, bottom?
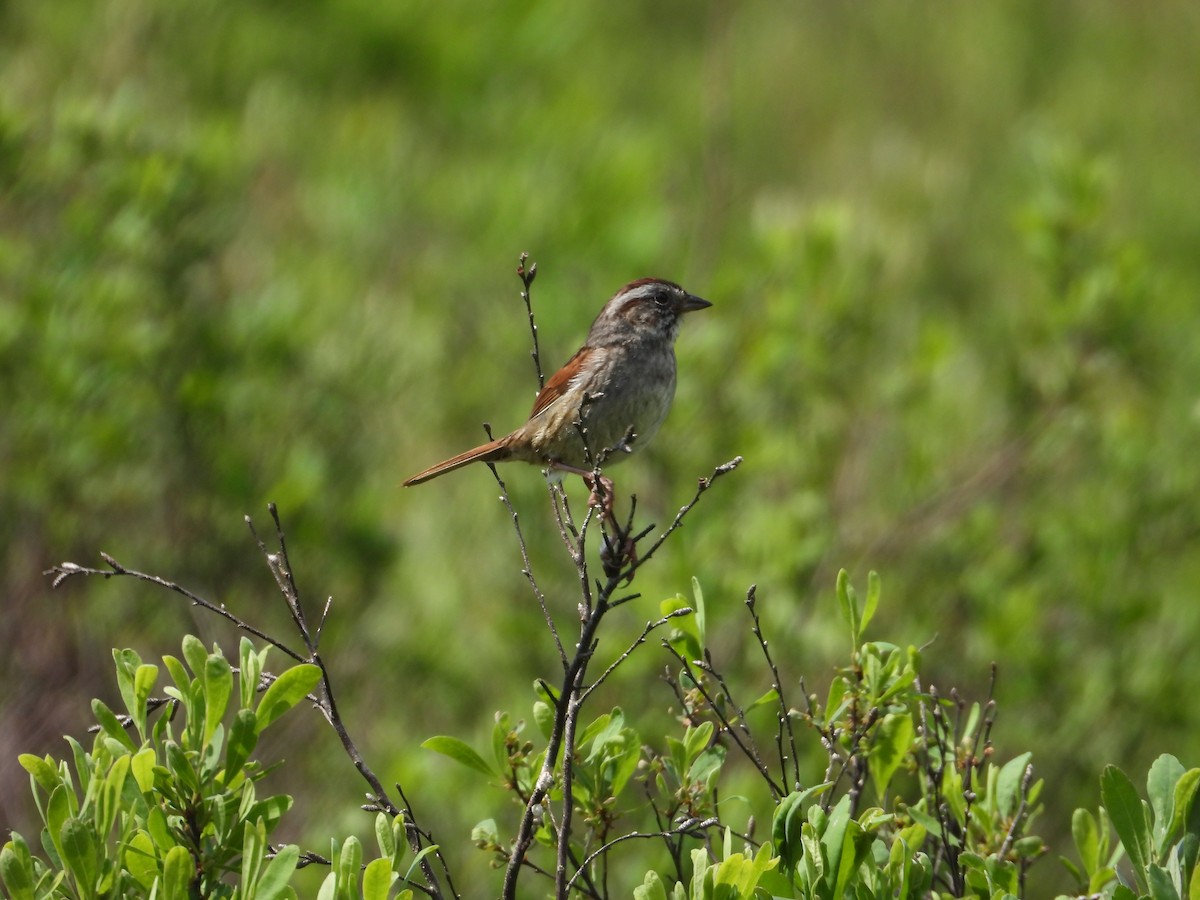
5, 503, 1199, 897
0, 636, 415, 900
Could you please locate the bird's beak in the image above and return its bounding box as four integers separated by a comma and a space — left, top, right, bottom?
681, 294, 712, 313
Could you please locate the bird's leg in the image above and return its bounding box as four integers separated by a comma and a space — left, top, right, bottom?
548, 462, 638, 572
584, 472, 640, 575
583, 472, 615, 519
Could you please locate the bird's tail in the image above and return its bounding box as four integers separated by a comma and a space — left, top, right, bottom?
403, 438, 512, 486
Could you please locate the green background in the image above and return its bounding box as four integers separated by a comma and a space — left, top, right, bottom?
3, 2, 1198, 895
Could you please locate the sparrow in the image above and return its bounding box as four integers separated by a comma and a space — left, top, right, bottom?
404, 278, 710, 507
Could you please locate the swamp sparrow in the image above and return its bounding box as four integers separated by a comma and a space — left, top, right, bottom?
403, 278, 711, 506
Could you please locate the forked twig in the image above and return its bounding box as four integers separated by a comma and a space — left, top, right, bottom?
45, 507, 454, 900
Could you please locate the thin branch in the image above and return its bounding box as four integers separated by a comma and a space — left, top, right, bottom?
555, 688, 583, 899
998, 763, 1036, 859
661, 643, 783, 797
701, 648, 780, 799
486, 448, 566, 667
580, 609, 693, 702
44, 554, 307, 664
397, 781, 461, 898
516, 253, 545, 389
614, 457, 742, 583
744, 585, 801, 790
563, 818, 719, 893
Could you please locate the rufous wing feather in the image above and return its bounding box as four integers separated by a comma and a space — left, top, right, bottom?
403, 438, 512, 486
528, 346, 594, 418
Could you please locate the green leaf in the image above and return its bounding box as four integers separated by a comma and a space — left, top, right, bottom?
244, 795, 294, 835
131, 748, 156, 794
147, 807, 175, 852
258, 845, 299, 900
661, 594, 701, 662
338, 836, 362, 894
361, 857, 395, 900
771, 784, 831, 878
687, 745, 726, 792
60, 817, 99, 898
820, 794, 851, 889
240, 638, 265, 710
374, 812, 395, 861
1, 834, 37, 900
471, 819, 499, 846
161, 845, 192, 900
1089, 867, 1118, 894
682, 721, 714, 765
90, 699, 137, 753
132, 664, 158, 739
1168, 769, 1200, 850
772, 791, 806, 877
46, 783, 74, 866
747, 687, 780, 712
18, 753, 62, 795
161, 656, 192, 706
907, 805, 943, 838
421, 736, 497, 777
225, 708, 258, 780
1102, 764, 1151, 892
181, 635, 207, 678
1072, 807, 1100, 874
98, 753, 131, 837
861, 570, 881, 634
123, 831, 158, 890
204, 652, 233, 743
531, 700, 554, 741
869, 712, 914, 801
837, 569, 858, 645
608, 729, 643, 798
1148, 754, 1185, 851
242, 818, 267, 891
112, 649, 142, 728
633, 869, 669, 900
255, 664, 321, 733
582, 709, 624, 761
996, 752, 1032, 819
164, 741, 198, 794
689, 846, 709, 897
690, 577, 707, 652
1147, 863, 1180, 900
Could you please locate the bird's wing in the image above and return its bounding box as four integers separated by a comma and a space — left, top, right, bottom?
528, 345, 597, 419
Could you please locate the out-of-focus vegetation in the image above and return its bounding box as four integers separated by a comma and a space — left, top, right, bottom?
2, 1, 1198, 895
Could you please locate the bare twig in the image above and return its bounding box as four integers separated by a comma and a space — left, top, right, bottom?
563, 817, 718, 893
998, 763, 1036, 859
661, 643, 784, 797
486, 448, 567, 667
580, 609, 693, 702
44, 554, 306, 664
744, 585, 802, 790
45, 509, 454, 900
615, 457, 743, 584
516, 253, 544, 389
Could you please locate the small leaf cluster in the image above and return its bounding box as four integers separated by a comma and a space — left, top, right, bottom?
1061, 754, 1200, 900
0, 637, 413, 900
764, 574, 1046, 899
635, 830, 778, 900
426, 573, 1050, 897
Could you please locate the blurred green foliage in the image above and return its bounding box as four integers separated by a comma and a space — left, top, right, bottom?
2, 1, 1199, 895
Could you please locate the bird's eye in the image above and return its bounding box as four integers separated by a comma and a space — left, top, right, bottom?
653, 293, 670, 308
